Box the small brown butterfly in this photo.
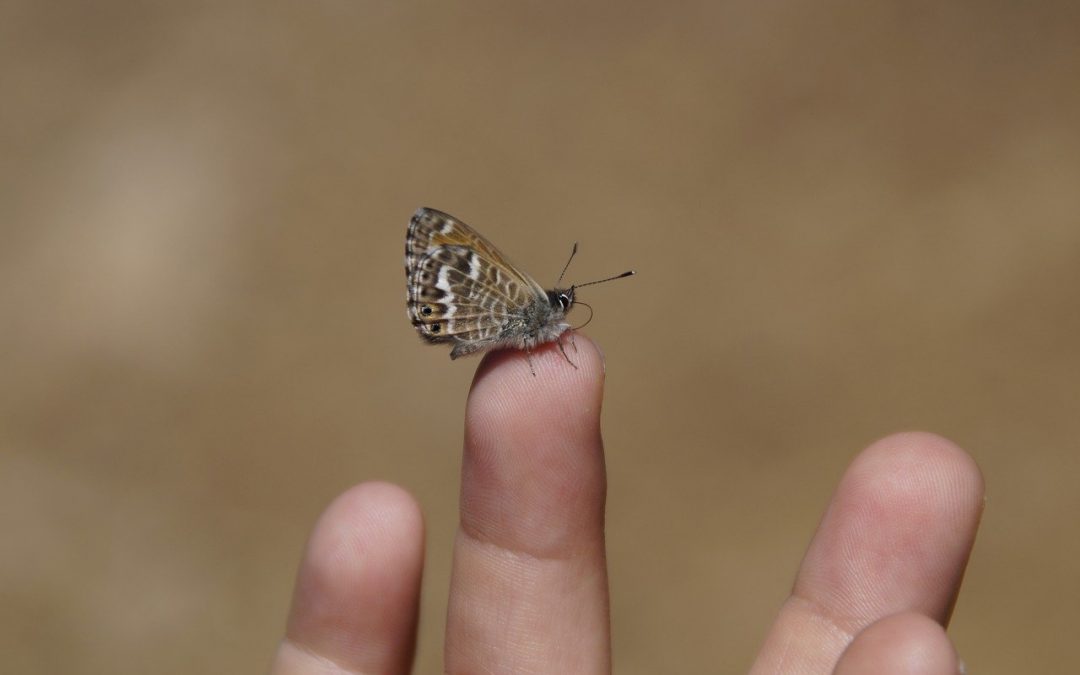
[405,208,633,371]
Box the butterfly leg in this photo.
[557,335,579,370]
[526,349,537,377]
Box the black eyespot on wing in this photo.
[421,305,433,316]
[431,322,441,333]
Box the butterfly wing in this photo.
[405,208,548,355]
[405,208,544,293]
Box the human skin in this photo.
[270,335,983,674]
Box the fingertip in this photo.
[850,431,985,526]
[461,333,607,558]
[834,612,962,675]
[467,334,605,463]
[303,482,424,573]
[280,482,424,674]
[797,431,984,628]
[470,332,605,413]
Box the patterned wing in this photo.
[405,208,545,296]
[405,209,546,353]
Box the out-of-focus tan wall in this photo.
[3,2,1078,672]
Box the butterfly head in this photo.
[547,288,576,313]
[552,242,634,317]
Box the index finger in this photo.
[751,432,984,673]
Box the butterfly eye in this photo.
[558,293,572,310]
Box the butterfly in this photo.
[405,207,634,371]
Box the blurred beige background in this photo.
[3,2,1079,673]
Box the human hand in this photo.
[269,335,983,674]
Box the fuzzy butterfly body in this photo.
[404,207,632,363]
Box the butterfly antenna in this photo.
[556,242,578,287]
[573,269,636,289]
